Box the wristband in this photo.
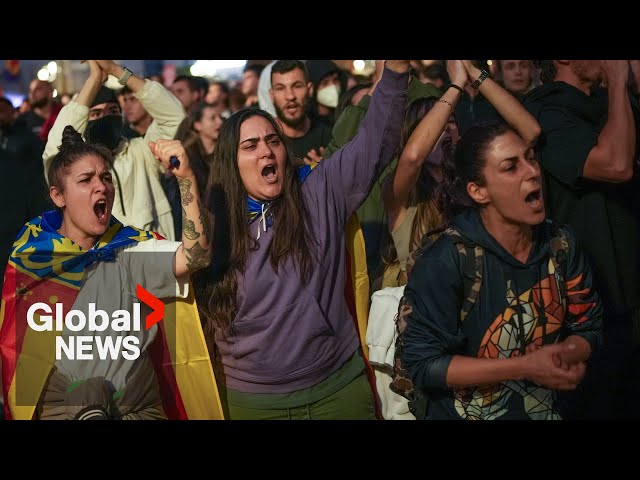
[471,70,489,89]
[448,84,464,95]
[117,67,133,86]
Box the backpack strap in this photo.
[548,223,570,299]
[445,227,484,324]
[405,226,483,324]
[405,227,447,279]
[391,226,450,418]
[390,295,427,418]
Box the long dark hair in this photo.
[437,122,511,221]
[381,97,444,268]
[180,102,221,151]
[48,125,113,192]
[195,108,315,337]
[177,101,222,194]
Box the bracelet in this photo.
[117,67,134,86]
[448,84,464,95]
[437,99,454,110]
[471,70,489,89]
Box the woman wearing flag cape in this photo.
[0,125,223,420]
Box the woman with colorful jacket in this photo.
[399,62,603,420]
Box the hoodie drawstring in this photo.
[256,202,268,240]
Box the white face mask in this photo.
[316,84,341,108]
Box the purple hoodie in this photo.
[215,66,408,394]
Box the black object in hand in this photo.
[169,156,180,169]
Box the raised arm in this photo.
[94,60,145,94]
[462,60,541,146]
[310,60,410,224]
[367,59,385,96]
[582,60,636,183]
[75,60,109,106]
[148,140,212,278]
[383,60,468,229]
[43,60,105,180]
[95,60,185,149]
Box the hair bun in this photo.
[60,125,84,151]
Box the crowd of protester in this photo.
[0,59,638,420]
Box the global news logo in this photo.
[26,285,163,361]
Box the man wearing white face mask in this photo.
[306,60,347,127]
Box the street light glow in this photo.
[190,60,247,77]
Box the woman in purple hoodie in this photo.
[195,60,410,419]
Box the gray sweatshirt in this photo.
[215,66,408,394]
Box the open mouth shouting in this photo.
[261,163,278,184]
[524,187,544,211]
[93,198,109,223]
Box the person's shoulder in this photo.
[525,82,588,113]
[121,237,180,254]
[410,231,462,278]
[541,217,575,235]
[538,218,578,253]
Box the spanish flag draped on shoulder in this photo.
[0,210,223,420]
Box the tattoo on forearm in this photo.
[185,241,209,270]
[178,177,211,271]
[183,221,201,240]
[181,206,201,240]
[178,178,195,206]
[198,203,211,240]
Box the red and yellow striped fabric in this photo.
[344,213,381,418]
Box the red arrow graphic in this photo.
[136,284,165,330]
